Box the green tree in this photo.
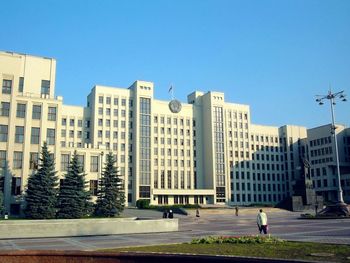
[94,152,125,217]
[0,174,4,215]
[0,191,3,216]
[57,151,92,218]
[25,142,58,219]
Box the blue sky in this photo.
[1,0,349,128]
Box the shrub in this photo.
[136,199,150,209]
[191,235,284,245]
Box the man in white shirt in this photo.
[257,209,268,234]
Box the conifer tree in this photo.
[0,175,4,215]
[0,191,3,216]
[94,152,125,217]
[57,151,92,218]
[25,142,58,219]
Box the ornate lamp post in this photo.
[316,89,349,216]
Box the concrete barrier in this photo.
[0,218,178,239]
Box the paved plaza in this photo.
[0,208,350,251]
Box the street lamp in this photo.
[315,89,347,208]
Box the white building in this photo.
[308,124,350,202]
[0,51,348,215]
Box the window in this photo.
[41,80,50,95]
[78,120,83,127]
[0,151,6,170]
[106,97,111,104]
[61,154,70,171]
[11,177,21,195]
[90,180,98,196]
[77,155,84,172]
[0,125,8,142]
[0,102,10,116]
[70,119,75,126]
[15,126,24,143]
[2,79,12,94]
[13,151,23,169]
[32,105,41,119]
[30,127,40,144]
[47,128,56,145]
[90,156,99,172]
[29,152,39,169]
[99,96,103,103]
[48,107,57,121]
[16,103,26,118]
[18,77,24,92]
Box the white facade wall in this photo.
[1,51,349,214]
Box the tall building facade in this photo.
[308,124,350,202]
[0,51,349,214]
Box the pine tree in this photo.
[0,175,4,215]
[25,142,58,219]
[57,151,92,219]
[0,191,4,216]
[94,152,125,217]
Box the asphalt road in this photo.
[0,208,349,251]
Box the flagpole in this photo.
[169,84,174,100]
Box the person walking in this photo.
[196,208,200,217]
[235,206,239,216]
[257,209,268,234]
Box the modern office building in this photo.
[308,124,350,202]
[0,51,348,215]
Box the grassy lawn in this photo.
[102,241,350,262]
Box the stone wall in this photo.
[0,218,178,239]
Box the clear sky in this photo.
[1,0,349,128]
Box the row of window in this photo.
[251,134,281,144]
[232,171,285,182]
[154,116,195,126]
[61,118,84,127]
[232,182,285,192]
[98,119,128,128]
[98,96,130,106]
[2,78,50,95]
[310,147,333,157]
[231,193,285,203]
[227,111,248,121]
[97,107,131,118]
[311,157,334,165]
[0,125,55,145]
[154,127,196,136]
[154,137,194,146]
[153,170,193,189]
[0,101,57,121]
[310,136,332,147]
[154,148,194,157]
[154,159,195,167]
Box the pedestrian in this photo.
[257,209,268,234]
[196,208,200,217]
[168,209,174,218]
[163,209,168,218]
[235,206,239,216]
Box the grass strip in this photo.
[102,241,350,262]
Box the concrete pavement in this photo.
[0,207,349,251]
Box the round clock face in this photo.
[169,99,182,113]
